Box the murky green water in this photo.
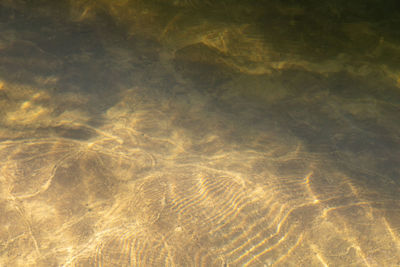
[1,1,400,266]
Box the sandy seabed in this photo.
[1,2,400,266]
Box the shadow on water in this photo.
[1,1,400,266]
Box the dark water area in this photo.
[1,1,400,266]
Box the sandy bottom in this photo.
[1,5,400,267]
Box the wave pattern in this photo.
[1,106,400,266]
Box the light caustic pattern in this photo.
[1,86,400,267]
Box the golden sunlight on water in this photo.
[1,1,400,266]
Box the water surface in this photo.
[1,1,400,266]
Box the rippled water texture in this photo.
[1,1,400,266]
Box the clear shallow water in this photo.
[1,1,400,266]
